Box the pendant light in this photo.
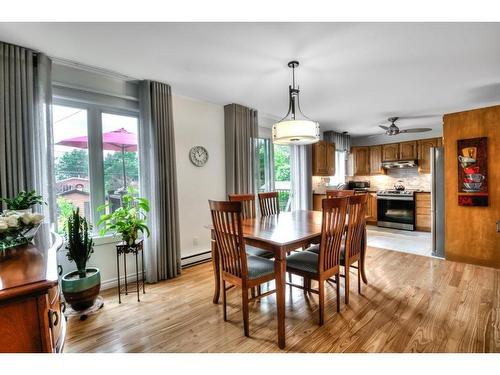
[272,61,320,145]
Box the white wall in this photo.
[172,95,226,261]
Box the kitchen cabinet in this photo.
[382,143,399,161]
[369,145,384,175]
[312,140,335,176]
[313,194,325,211]
[415,192,431,232]
[418,138,440,174]
[366,192,378,224]
[351,146,370,176]
[399,141,418,160]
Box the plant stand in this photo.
[116,239,145,303]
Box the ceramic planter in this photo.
[61,267,101,311]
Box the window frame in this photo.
[52,97,140,234]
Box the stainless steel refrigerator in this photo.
[430,147,445,258]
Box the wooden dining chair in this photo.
[258,192,280,216]
[285,197,348,325]
[326,189,355,198]
[209,200,279,337]
[228,194,273,260]
[342,193,368,304]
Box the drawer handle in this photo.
[48,309,59,328]
[61,301,66,314]
[58,265,63,276]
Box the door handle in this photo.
[48,309,59,328]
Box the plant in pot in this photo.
[97,187,150,247]
[0,190,46,213]
[61,207,101,311]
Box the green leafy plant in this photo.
[97,187,150,246]
[65,207,94,278]
[1,190,46,210]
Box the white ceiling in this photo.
[1,22,499,136]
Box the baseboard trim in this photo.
[101,271,145,291]
[181,250,211,267]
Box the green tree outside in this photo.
[55,149,89,180]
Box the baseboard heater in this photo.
[181,250,212,268]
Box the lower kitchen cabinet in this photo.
[415,192,431,232]
[366,193,378,224]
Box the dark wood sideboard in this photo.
[0,225,66,352]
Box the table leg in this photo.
[117,250,121,304]
[360,227,368,284]
[135,250,140,302]
[274,247,286,349]
[211,230,221,304]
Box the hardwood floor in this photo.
[65,247,500,353]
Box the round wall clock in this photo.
[189,146,209,167]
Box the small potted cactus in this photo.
[61,207,101,311]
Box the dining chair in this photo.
[258,191,280,216]
[326,189,355,198]
[342,193,368,304]
[209,200,278,337]
[285,197,348,325]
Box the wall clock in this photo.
[189,146,209,167]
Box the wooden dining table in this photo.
[208,210,368,349]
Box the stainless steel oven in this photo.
[377,190,416,231]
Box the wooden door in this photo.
[399,141,418,160]
[382,143,399,161]
[369,145,384,175]
[352,146,370,176]
[418,138,439,174]
[326,142,336,176]
[312,141,328,175]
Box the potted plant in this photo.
[61,207,101,311]
[97,187,150,246]
[0,190,46,213]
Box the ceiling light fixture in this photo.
[272,61,320,145]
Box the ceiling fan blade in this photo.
[379,125,389,130]
[367,133,387,138]
[399,128,432,133]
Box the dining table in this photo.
[208,209,367,349]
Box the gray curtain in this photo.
[323,131,351,151]
[224,103,258,195]
[139,80,181,282]
[290,145,312,210]
[0,42,55,221]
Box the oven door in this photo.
[377,196,415,230]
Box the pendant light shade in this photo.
[272,61,320,145]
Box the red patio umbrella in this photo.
[57,128,138,189]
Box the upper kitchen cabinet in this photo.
[369,145,384,175]
[399,141,418,160]
[382,143,399,161]
[351,146,370,176]
[312,140,335,176]
[418,138,440,174]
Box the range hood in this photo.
[381,160,418,169]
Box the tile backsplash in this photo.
[350,168,431,191]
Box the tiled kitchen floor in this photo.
[366,225,432,257]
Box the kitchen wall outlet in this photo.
[193,237,199,246]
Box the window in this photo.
[330,150,347,186]
[256,138,272,193]
[273,144,291,211]
[53,105,91,232]
[52,102,140,234]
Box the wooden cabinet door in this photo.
[312,141,328,175]
[418,138,439,174]
[369,145,384,175]
[365,193,378,224]
[399,141,418,160]
[382,143,399,161]
[352,146,370,176]
[326,142,336,176]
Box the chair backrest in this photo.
[228,194,256,219]
[258,192,280,216]
[318,197,348,273]
[209,200,247,279]
[344,194,368,263]
[326,189,355,198]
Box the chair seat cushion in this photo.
[247,255,275,280]
[306,244,346,263]
[286,251,319,274]
[246,245,274,259]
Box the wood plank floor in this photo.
[65,247,500,353]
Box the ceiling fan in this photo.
[375,117,432,136]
